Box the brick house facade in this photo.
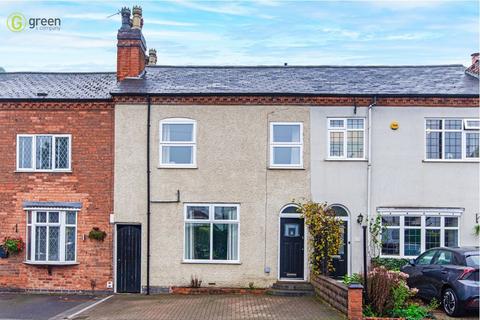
[0,100,114,292]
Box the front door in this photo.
[116,225,141,293]
[280,218,304,279]
[332,220,348,278]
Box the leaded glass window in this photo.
[328,118,365,159]
[17,134,71,171]
[26,210,77,263]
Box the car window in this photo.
[466,255,479,267]
[434,250,453,265]
[417,250,436,265]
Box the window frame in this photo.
[159,118,197,168]
[424,118,480,162]
[327,118,366,160]
[25,209,78,265]
[183,203,240,264]
[16,134,72,172]
[269,122,304,169]
[379,211,461,259]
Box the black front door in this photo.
[332,220,348,279]
[280,218,304,279]
[117,225,141,293]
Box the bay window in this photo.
[26,210,77,264]
[184,204,239,263]
[379,208,461,258]
[159,118,196,167]
[17,134,71,171]
[270,122,303,168]
[425,118,479,160]
[327,118,365,159]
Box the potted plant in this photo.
[88,227,107,241]
[0,245,8,258]
[2,237,25,255]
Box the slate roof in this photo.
[0,72,116,100]
[113,65,479,96]
[0,65,478,100]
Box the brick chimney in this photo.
[466,52,479,79]
[148,49,157,65]
[116,6,147,81]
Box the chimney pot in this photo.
[120,7,131,30]
[132,6,143,30]
[148,49,157,65]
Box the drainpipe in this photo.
[366,96,376,223]
[364,95,376,302]
[146,95,151,295]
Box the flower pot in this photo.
[0,246,9,259]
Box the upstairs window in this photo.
[17,134,71,171]
[159,119,196,168]
[327,118,365,159]
[425,119,479,161]
[26,210,77,264]
[270,122,303,168]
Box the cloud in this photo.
[148,19,196,27]
[366,0,452,10]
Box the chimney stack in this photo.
[465,52,479,79]
[116,6,147,81]
[148,49,157,65]
[471,52,479,65]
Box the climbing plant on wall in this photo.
[296,200,342,275]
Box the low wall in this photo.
[311,274,349,315]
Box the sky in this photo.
[0,0,478,72]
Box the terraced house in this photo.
[0,6,478,294]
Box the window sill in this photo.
[268,166,304,170]
[423,159,480,163]
[157,165,198,169]
[324,158,367,162]
[182,260,241,265]
[15,170,72,173]
[24,261,78,266]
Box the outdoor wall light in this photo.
[357,213,364,225]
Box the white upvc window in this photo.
[425,118,480,161]
[26,210,77,264]
[379,210,461,258]
[327,118,365,159]
[159,118,196,168]
[184,204,239,263]
[17,134,71,172]
[269,122,303,168]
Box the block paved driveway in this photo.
[73,294,344,320]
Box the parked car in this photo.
[401,247,479,317]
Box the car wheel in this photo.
[443,288,463,317]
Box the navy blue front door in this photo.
[117,225,141,293]
[280,218,304,279]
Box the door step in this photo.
[267,281,315,296]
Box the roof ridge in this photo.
[146,64,465,69]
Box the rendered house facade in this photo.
[0,6,478,293]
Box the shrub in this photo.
[342,273,363,285]
[390,303,433,320]
[367,266,416,315]
[3,237,24,254]
[371,256,409,271]
[296,200,342,275]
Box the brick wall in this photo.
[0,102,114,292]
[311,274,349,315]
[113,95,479,107]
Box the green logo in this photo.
[7,12,26,32]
